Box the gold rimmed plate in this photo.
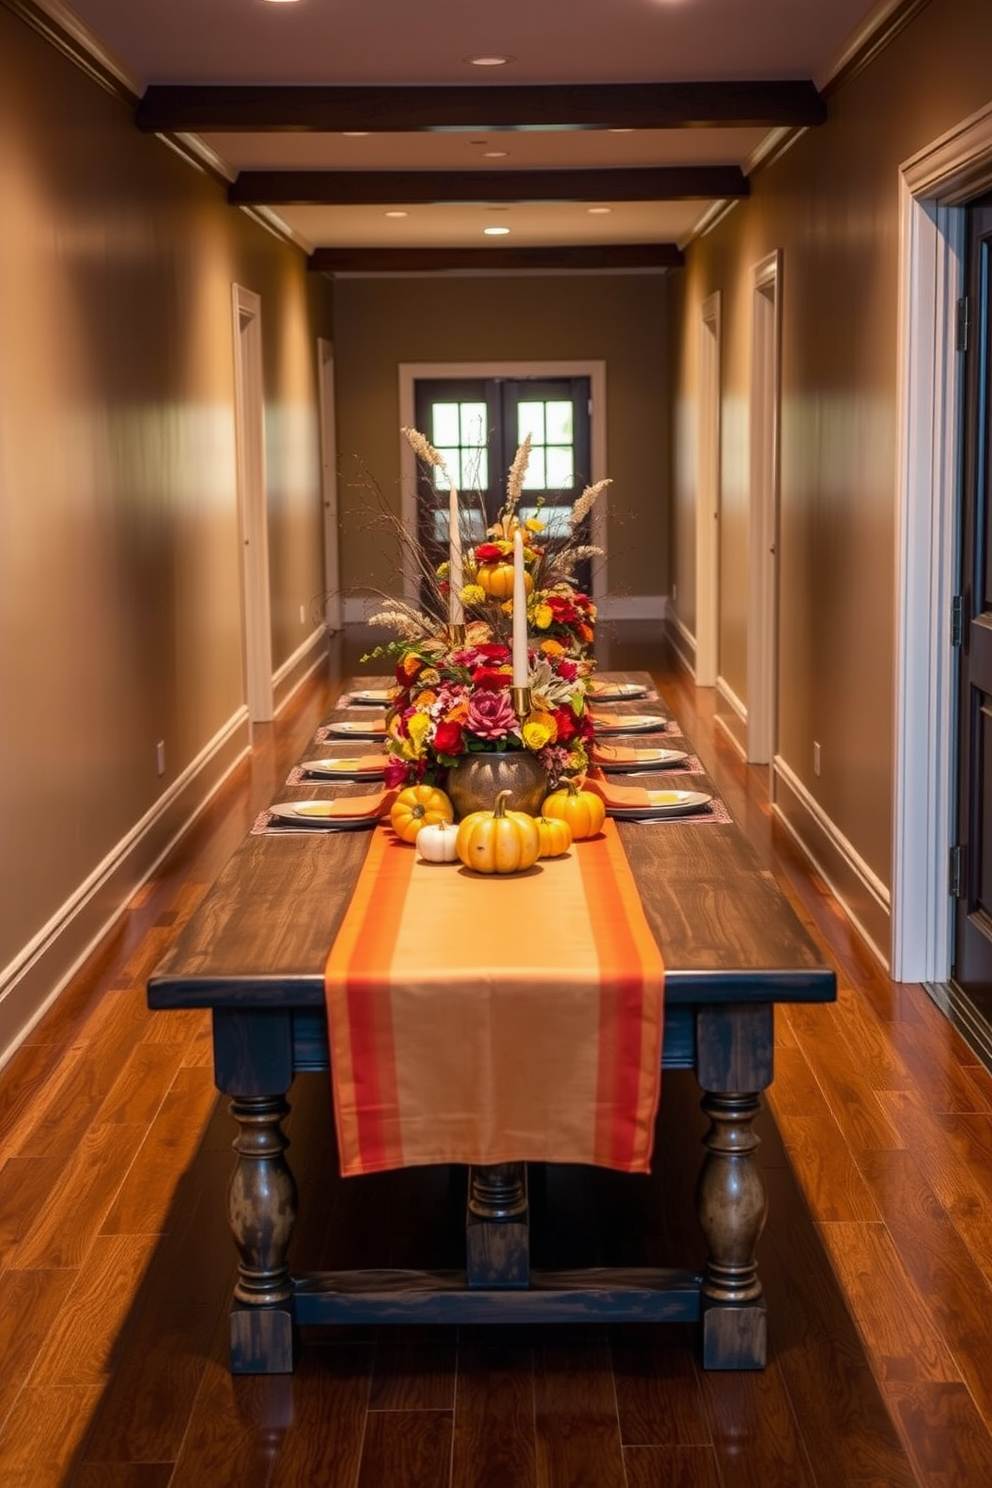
[587,681,649,702]
[590,712,668,735]
[326,720,388,740]
[268,801,383,830]
[608,790,712,821]
[300,758,386,781]
[350,687,395,706]
[594,747,688,773]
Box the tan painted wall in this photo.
[0,8,332,1001]
[331,273,670,603]
[670,0,992,901]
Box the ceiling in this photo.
[39,0,898,271]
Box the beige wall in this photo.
[331,273,670,604]
[670,0,992,921]
[0,6,333,1049]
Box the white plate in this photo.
[300,758,386,780]
[326,720,388,739]
[608,790,713,820]
[594,748,688,773]
[590,712,669,735]
[268,801,382,829]
[587,681,649,702]
[350,688,395,706]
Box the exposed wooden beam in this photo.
[230,166,748,207]
[308,243,685,274]
[136,80,826,135]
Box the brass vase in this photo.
[447,750,548,818]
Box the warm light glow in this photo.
[468,55,511,66]
[484,151,508,159]
[588,206,612,215]
[483,226,511,236]
[384,210,409,218]
[342,131,369,137]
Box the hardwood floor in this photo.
[2,623,991,1487]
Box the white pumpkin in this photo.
[416,819,459,863]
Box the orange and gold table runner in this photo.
[324,821,664,1178]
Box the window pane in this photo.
[523,447,546,489]
[517,401,546,446]
[456,448,488,491]
[433,450,457,490]
[432,404,460,447]
[459,402,488,448]
[546,446,574,489]
[546,400,573,444]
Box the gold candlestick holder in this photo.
[448,623,466,646]
[512,686,532,720]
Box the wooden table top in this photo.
[149,673,835,1012]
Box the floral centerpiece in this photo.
[366,428,609,801]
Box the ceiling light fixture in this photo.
[484,150,508,159]
[468,55,511,67]
[484,226,511,236]
[342,131,369,138]
[587,206,612,215]
[384,210,409,218]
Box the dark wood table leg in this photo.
[214,1009,299,1373]
[695,1004,773,1369]
[466,1162,529,1287]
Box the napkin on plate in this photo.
[583,771,652,810]
[302,788,397,819]
[591,743,659,766]
[332,754,389,773]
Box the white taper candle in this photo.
[449,483,464,625]
[512,529,528,689]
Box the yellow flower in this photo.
[461,583,486,606]
[540,639,566,658]
[408,712,432,750]
[420,668,440,685]
[532,602,553,630]
[436,561,450,580]
[522,715,556,750]
[525,517,545,533]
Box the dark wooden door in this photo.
[413,375,593,608]
[954,195,992,999]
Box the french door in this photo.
[413,376,593,606]
[954,194,992,1007]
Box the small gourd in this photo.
[416,819,459,863]
[456,790,542,874]
[476,560,534,601]
[535,815,573,859]
[390,784,454,844]
[541,779,606,840]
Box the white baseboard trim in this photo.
[772,753,891,970]
[273,624,328,713]
[0,706,251,1070]
[596,595,667,621]
[715,675,748,760]
[666,608,697,678]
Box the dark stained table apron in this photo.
[148,674,835,1373]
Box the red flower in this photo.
[471,666,513,691]
[553,706,578,743]
[476,642,510,661]
[433,719,464,756]
[474,542,503,563]
[558,659,578,682]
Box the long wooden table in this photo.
[148,673,835,1374]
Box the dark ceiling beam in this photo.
[230,165,748,206]
[308,243,685,273]
[136,80,826,135]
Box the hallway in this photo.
[0,626,989,1487]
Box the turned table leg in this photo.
[695,1003,774,1369]
[213,1009,299,1373]
[466,1162,529,1286]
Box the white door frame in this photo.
[892,102,992,981]
[695,294,721,687]
[398,360,608,606]
[232,284,274,723]
[747,253,782,765]
[317,338,342,631]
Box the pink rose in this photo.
[466,688,517,740]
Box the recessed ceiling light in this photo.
[342,131,369,138]
[384,210,409,218]
[468,55,512,66]
[263,0,303,5]
[484,150,508,159]
[587,206,612,215]
[608,128,635,133]
[484,226,511,236]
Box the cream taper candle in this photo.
[449,484,464,626]
[512,529,528,688]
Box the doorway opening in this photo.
[747,252,782,767]
[696,294,721,688]
[232,284,273,724]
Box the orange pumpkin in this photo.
[477,560,534,601]
[541,780,606,840]
[456,790,541,874]
[390,784,454,844]
[535,815,573,859]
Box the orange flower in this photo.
[540,639,566,659]
[446,699,471,724]
[413,689,438,708]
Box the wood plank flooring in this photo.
[2,625,991,1487]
